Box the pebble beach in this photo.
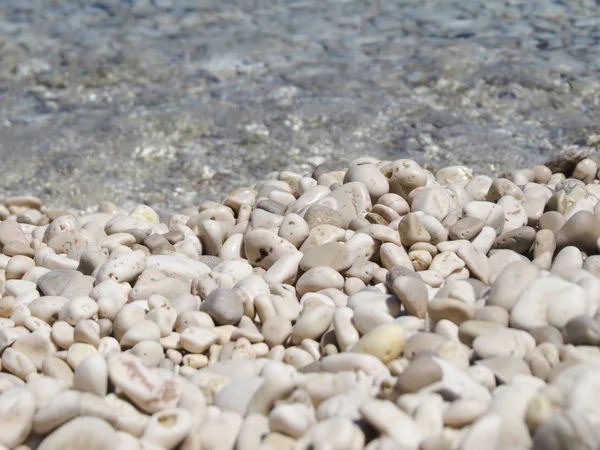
[2,0,600,449]
[2,153,600,449]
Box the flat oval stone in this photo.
[304,204,347,229]
[538,211,566,235]
[291,304,334,345]
[395,355,444,394]
[344,163,389,203]
[398,213,431,247]
[300,241,355,272]
[199,288,244,326]
[449,217,484,241]
[0,220,30,247]
[492,226,536,254]
[428,298,474,325]
[390,275,428,318]
[278,213,309,249]
[296,267,344,297]
[456,242,490,284]
[120,320,162,348]
[95,250,146,284]
[555,210,600,255]
[350,323,406,364]
[316,353,389,376]
[244,228,300,269]
[379,161,425,198]
[72,353,108,397]
[180,327,219,354]
[411,188,451,222]
[488,261,539,311]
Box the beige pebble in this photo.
[142,408,192,450]
[436,165,473,185]
[2,348,36,380]
[291,304,334,345]
[278,213,309,249]
[58,296,99,326]
[331,307,359,352]
[74,319,101,346]
[325,182,372,226]
[443,398,487,428]
[350,323,406,364]
[263,252,303,285]
[300,241,355,272]
[295,416,364,450]
[347,290,401,317]
[497,195,528,233]
[456,242,490,284]
[551,245,583,279]
[344,162,389,203]
[379,242,413,271]
[145,254,211,281]
[120,319,161,348]
[112,304,146,341]
[408,249,432,271]
[269,403,316,439]
[398,213,431,247]
[41,355,74,381]
[449,217,484,241]
[525,394,553,434]
[296,267,344,296]
[315,352,389,377]
[199,288,244,325]
[5,255,35,280]
[261,315,292,348]
[0,387,36,448]
[66,343,98,369]
[72,353,108,396]
[352,307,393,335]
[131,340,164,367]
[380,160,427,199]
[180,327,219,354]
[244,228,301,269]
[12,329,55,370]
[108,352,183,413]
[429,251,465,278]
[51,320,75,350]
[95,250,146,284]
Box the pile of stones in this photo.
[1,154,600,449]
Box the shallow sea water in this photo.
[0,0,599,213]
